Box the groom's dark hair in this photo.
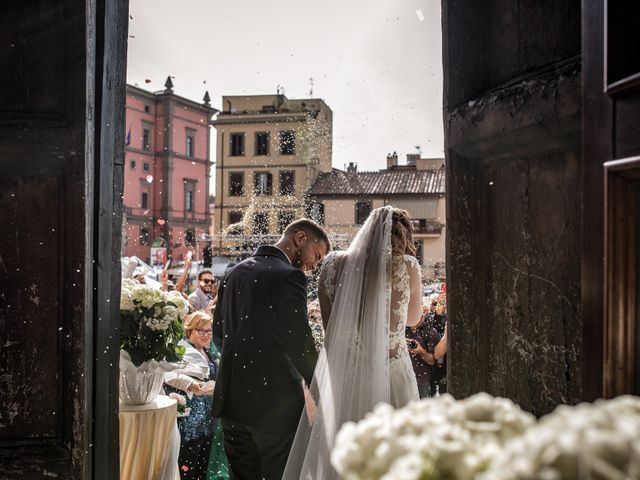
[283,218,331,251]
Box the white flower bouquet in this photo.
[120,279,188,366]
[480,395,640,480]
[332,393,640,480]
[332,393,534,480]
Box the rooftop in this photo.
[308,167,445,196]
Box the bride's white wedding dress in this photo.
[284,207,422,479]
[320,251,421,407]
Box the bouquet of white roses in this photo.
[480,395,640,480]
[331,393,535,480]
[120,278,188,366]
[333,393,640,480]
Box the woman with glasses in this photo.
[164,311,229,479]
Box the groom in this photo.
[213,219,330,479]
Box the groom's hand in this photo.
[302,381,317,425]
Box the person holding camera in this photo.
[428,303,448,395]
[405,305,436,398]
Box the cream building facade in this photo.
[212,94,333,256]
[308,153,446,281]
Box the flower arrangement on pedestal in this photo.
[332,393,640,480]
[119,278,189,404]
[120,278,188,365]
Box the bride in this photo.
[284,206,423,479]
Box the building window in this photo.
[139,228,150,246]
[184,229,196,246]
[254,172,273,196]
[141,192,149,209]
[279,171,295,196]
[143,162,150,171]
[184,181,195,213]
[279,130,295,155]
[230,133,245,156]
[228,211,243,225]
[130,160,136,169]
[229,172,244,196]
[355,201,372,225]
[142,128,151,151]
[307,202,325,225]
[144,104,150,113]
[255,132,269,155]
[185,191,194,212]
[253,212,269,235]
[278,211,296,234]
[186,131,195,158]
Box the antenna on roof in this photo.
[308,77,314,98]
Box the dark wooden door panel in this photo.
[0,1,66,120]
[0,175,62,439]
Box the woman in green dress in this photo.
[164,311,228,479]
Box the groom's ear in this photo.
[293,230,306,248]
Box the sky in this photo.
[127,0,443,175]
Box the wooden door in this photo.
[584,0,640,397]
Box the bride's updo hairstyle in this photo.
[391,208,417,257]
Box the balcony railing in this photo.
[412,220,443,235]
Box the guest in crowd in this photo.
[189,270,218,312]
[164,311,228,479]
[160,252,192,297]
[406,304,436,397]
[428,302,448,395]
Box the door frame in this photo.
[603,156,640,396]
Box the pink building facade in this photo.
[122,78,216,265]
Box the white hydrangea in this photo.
[480,395,640,480]
[121,278,138,293]
[166,291,189,320]
[120,290,135,311]
[162,305,178,322]
[332,393,535,480]
[131,284,163,308]
[144,316,172,332]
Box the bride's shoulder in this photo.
[402,254,421,270]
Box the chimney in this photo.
[386,151,398,169]
[406,153,419,166]
[347,162,358,173]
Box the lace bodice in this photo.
[319,252,423,361]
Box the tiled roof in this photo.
[308,167,445,196]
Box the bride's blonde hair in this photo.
[391,208,416,257]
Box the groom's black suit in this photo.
[213,246,318,479]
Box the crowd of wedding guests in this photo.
[132,256,229,479]
[130,243,447,479]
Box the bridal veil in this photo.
[284,206,396,479]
